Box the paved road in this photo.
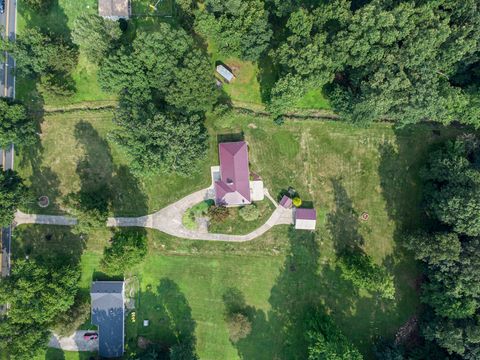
[1,144,14,277]
[0,0,16,98]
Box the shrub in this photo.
[227,313,252,343]
[182,211,197,230]
[338,249,395,300]
[208,205,230,223]
[53,294,90,336]
[102,230,148,275]
[239,205,260,221]
[293,197,302,207]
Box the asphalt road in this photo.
[0,0,16,98]
[0,0,16,277]
[0,144,14,277]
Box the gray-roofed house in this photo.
[98,0,131,20]
[216,65,235,83]
[91,281,125,358]
[295,208,317,230]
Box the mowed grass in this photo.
[14,111,463,359]
[16,110,213,216]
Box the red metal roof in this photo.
[295,208,317,221]
[215,141,251,206]
[279,195,292,208]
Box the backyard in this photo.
[12,105,464,359]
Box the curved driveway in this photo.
[107,188,294,242]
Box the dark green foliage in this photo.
[65,185,110,234]
[0,170,28,227]
[113,105,208,175]
[72,14,122,63]
[14,28,78,97]
[422,140,480,236]
[170,341,199,360]
[421,238,480,319]
[269,0,480,125]
[196,0,272,61]
[423,314,480,358]
[23,0,53,13]
[306,309,363,360]
[99,25,216,108]
[99,24,215,175]
[405,231,461,265]
[53,294,90,337]
[0,98,36,148]
[208,205,230,223]
[101,230,148,275]
[0,259,80,358]
[337,249,395,299]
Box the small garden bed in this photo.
[182,200,214,230]
[208,201,275,235]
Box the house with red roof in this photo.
[214,141,264,206]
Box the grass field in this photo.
[16,109,213,216]
[208,200,276,235]
[13,107,465,358]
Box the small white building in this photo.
[99,0,131,20]
[216,65,235,83]
[295,208,317,230]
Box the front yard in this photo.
[12,106,464,359]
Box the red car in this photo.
[83,332,98,341]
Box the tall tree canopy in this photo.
[0,259,80,358]
[113,104,208,175]
[99,25,217,109]
[422,139,480,237]
[0,169,28,227]
[14,28,78,96]
[195,0,272,61]
[99,24,215,175]
[269,0,480,125]
[71,14,122,63]
[102,230,148,275]
[0,99,37,148]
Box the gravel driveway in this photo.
[49,331,98,352]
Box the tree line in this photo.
[375,137,480,359]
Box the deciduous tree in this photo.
[0,170,28,227]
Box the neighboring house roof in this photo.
[98,0,130,18]
[279,195,293,209]
[295,208,317,230]
[91,281,125,358]
[215,141,251,206]
[216,65,235,82]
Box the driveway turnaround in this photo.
[107,188,294,242]
[48,331,98,352]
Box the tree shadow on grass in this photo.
[133,278,198,358]
[73,121,148,217]
[12,224,86,265]
[326,178,364,253]
[233,228,360,359]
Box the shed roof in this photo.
[98,0,130,18]
[215,141,251,206]
[216,65,235,82]
[295,208,317,230]
[279,195,293,209]
[91,281,125,358]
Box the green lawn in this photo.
[13,108,465,358]
[16,109,213,216]
[208,200,276,235]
